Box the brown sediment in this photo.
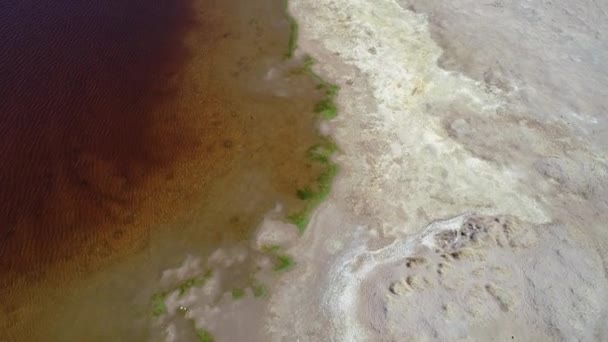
[0,0,325,339]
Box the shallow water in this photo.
[0,0,325,339]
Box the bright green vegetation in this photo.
[284,0,298,58]
[282,14,340,233]
[177,270,213,296]
[286,55,340,232]
[151,292,167,317]
[262,244,282,254]
[231,288,245,299]
[296,186,316,200]
[287,210,311,232]
[253,284,267,298]
[303,54,315,72]
[262,244,296,272]
[314,99,338,120]
[274,254,295,272]
[288,137,339,232]
[196,329,214,342]
[307,138,338,163]
[287,17,298,58]
[303,55,340,100]
[149,270,213,317]
[302,56,341,117]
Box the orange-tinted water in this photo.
[0,0,324,339]
[0,0,197,275]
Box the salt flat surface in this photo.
[267,0,608,340]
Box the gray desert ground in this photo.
[154,0,608,340]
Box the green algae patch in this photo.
[296,186,316,200]
[287,210,311,232]
[302,55,341,120]
[288,162,338,232]
[289,135,340,232]
[262,244,296,272]
[231,288,246,299]
[314,99,338,120]
[284,0,298,58]
[151,292,167,317]
[149,270,213,317]
[262,244,282,254]
[197,329,214,342]
[290,56,341,232]
[253,284,267,298]
[307,138,338,163]
[288,145,339,233]
[274,254,295,272]
[287,17,298,58]
[282,6,341,234]
[177,270,213,296]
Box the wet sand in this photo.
[0,0,325,340]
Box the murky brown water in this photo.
[0,0,324,340]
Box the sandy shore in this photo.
[266,0,608,340]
